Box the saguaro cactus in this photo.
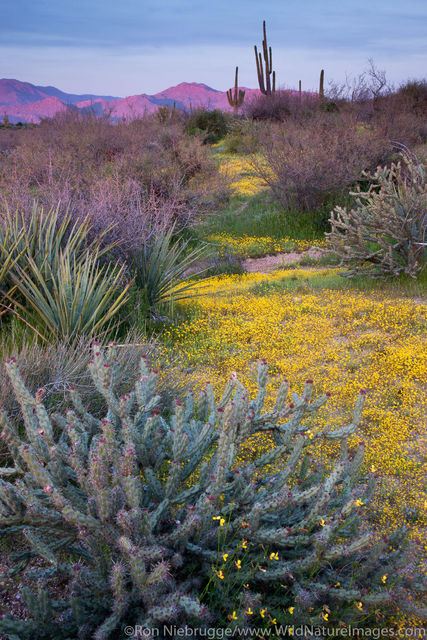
[319,68,325,99]
[254,20,276,96]
[227,66,245,114]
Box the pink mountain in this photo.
[1,97,68,123]
[0,78,300,123]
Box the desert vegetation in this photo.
[0,63,426,638]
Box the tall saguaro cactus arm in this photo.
[254,20,276,96]
[226,66,245,114]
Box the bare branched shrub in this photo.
[326,152,426,278]
[244,90,319,122]
[251,114,389,211]
[0,112,228,257]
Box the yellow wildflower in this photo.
[245,608,253,616]
[382,574,387,584]
[241,539,248,549]
[235,559,242,569]
[217,570,224,580]
[288,607,294,615]
[222,553,229,562]
[320,518,326,527]
[260,609,267,618]
[355,602,363,611]
[230,611,238,620]
[270,552,279,560]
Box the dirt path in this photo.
[243,248,323,273]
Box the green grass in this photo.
[198,191,325,241]
[248,265,427,299]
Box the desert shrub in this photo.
[396,80,427,116]
[252,114,389,211]
[326,153,427,278]
[128,228,209,318]
[0,112,227,254]
[244,90,319,122]
[186,108,229,144]
[0,351,425,638]
[222,119,262,155]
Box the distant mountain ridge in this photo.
[0,78,262,123]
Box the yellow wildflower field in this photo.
[163,268,427,549]
[217,153,268,196]
[206,232,323,257]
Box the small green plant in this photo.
[129,228,209,317]
[326,152,426,277]
[0,349,425,638]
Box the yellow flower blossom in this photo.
[217,570,224,579]
[320,519,326,527]
[241,540,248,549]
[245,608,253,616]
[222,553,229,562]
[322,613,329,621]
[260,609,267,618]
[235,559,242,569]
[230,611,238,620]
[270,552,279,560]
[355,602,363,611]
[288,607,295,615]
[382,574,388,584]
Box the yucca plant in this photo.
[129,228,209,316]
[9,248,131,342]
[0,202,129,341]
[0,228,26,312]
[0,202,113,281]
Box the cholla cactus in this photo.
[326,152,426,278]
[0,346,425,638]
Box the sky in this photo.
[1,0,426,96]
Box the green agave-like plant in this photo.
[0,228,26,312]
[130,228,209,315]
[0,202,113,277]
[10,248,131,342]
[0,202,129,340]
